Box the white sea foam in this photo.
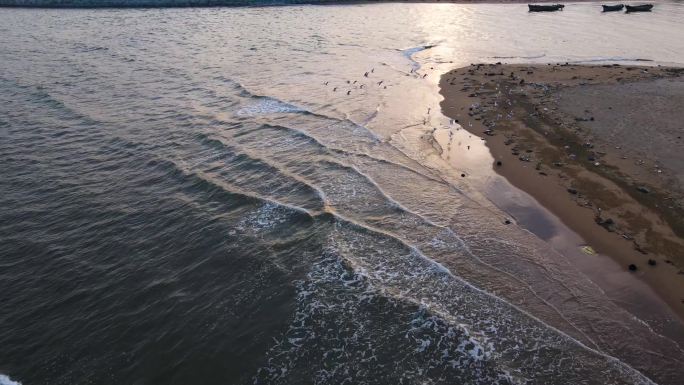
[0,374,21,385]
[236,97,304,117]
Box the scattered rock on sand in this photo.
[596,217,616,232]
[636,186,650,194]
[629,264,638,271]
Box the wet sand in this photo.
[439,63,684,319]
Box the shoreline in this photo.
[439,63,684,320]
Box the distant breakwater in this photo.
[2,0,389,8]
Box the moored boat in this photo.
[625,4,653,12]
[528,4,565,12]
[602,4,624,11]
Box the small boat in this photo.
[528,4,565,12]
[625,4,653,12]
[602,4,624,11]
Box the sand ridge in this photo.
[439,62,684,318]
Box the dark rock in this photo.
[567,188,578,195]
[496,161,503,166]
[628,264,637,271]
[504,219,511,225]
[596,217,615,232]
[461,173,466,177]
[648,259,656,266]
[636,186,650,194]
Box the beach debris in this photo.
[648,259,657,266]
[461,173,466,177]
[636,186,650,194]
[628,264,638,272]
[580,245,596,255]
[567,188,578,195]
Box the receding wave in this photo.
[399,44,437,71]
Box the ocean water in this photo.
[1,3,684,385]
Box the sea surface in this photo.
[2,3,684,385]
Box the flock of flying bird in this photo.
[323,65,431,96]
[320,63,476,164]
[323,67,386,95]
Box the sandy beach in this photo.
[440,63,684,318]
